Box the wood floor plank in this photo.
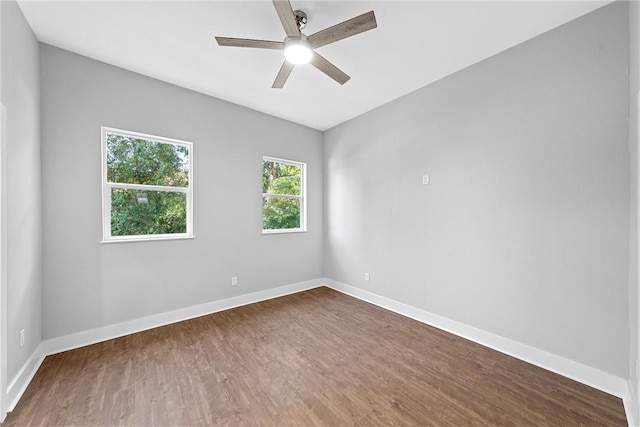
[1,287,627,426]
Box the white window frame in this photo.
[262,156,307,234]
[101,127,194,243]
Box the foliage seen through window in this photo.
[103,129,192,240]
[263,158,305,231]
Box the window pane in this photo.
[263,197,301,230]
[111,188,187,236]
[107,133,189,187]
[263,160,301,195]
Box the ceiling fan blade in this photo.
[273,61,295,88]
[215,37,283,50]
[310,52,350,85]
[307,11,377,49]
[272,0,300,38]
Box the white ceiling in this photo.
[18,0,610,131]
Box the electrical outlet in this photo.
[364,272,370,282]
[19,329,25,348]
[422,175,430,185]
[231,276,238,286]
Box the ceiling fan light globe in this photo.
[283,38,312,64]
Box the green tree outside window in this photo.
[102,128,192,240]
[262,158,305,231]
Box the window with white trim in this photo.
[101,127,193,242]
[262,156,306,233]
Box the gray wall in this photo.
[324,2,629,378]
[40,45,323,339]
[0,1,42,381]
[629,0,640,418]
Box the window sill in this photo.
[100,234,195,244]
[262,229,307,235]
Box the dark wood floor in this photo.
[2,286,627,426]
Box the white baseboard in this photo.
[4,278,323,419]
[44,278,324,356]
[324,279,628,400]
[625,381,640,427]
[6,342,45,413]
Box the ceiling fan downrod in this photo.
[293,10,307,30]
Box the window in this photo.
[101,127,193,242]
[262,156,306,233]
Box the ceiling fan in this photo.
[215,0,377,88]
